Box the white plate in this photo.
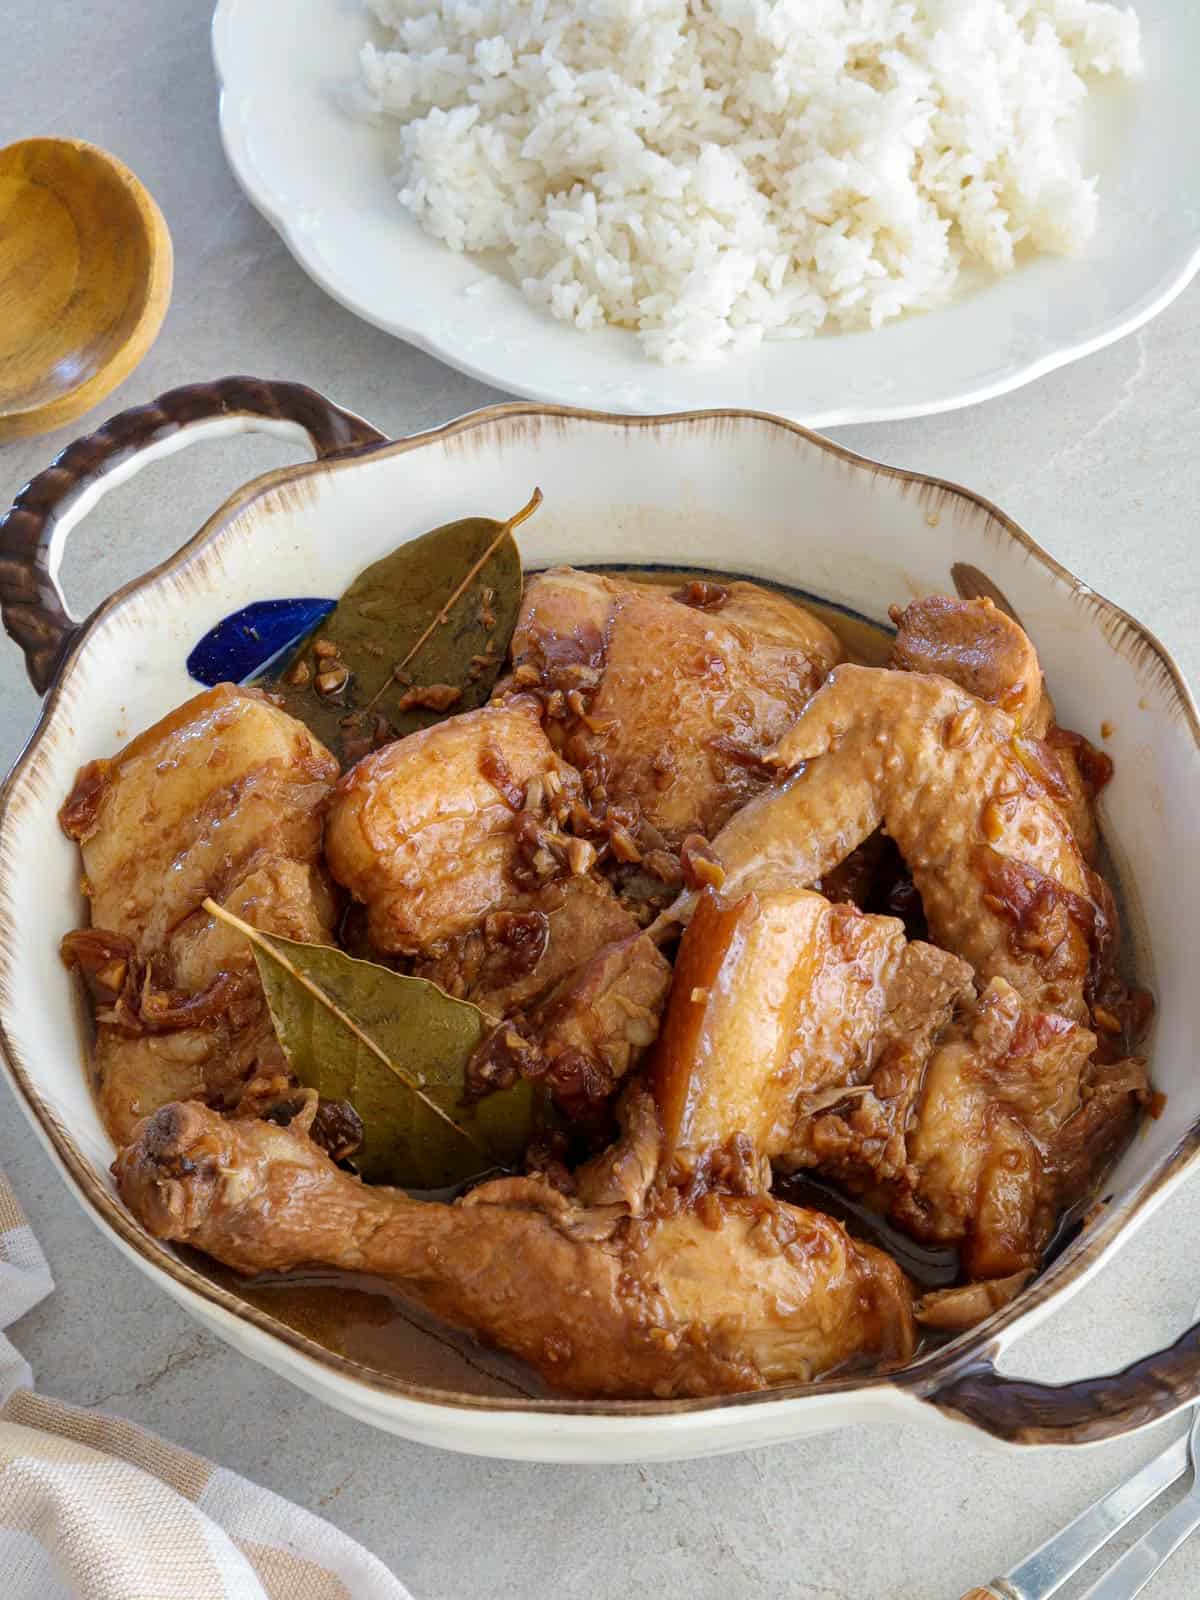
[212,0,1200,423]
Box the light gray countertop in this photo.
[5,3,1200,1597]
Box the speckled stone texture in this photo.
[4,3,1200,1595]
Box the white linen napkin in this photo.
[0,1164,414,1600]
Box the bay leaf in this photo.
[266,490,540,758]
[204,900,536,1190]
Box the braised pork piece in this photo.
[59,569,1151,1395]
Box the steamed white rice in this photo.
[359,0,1141,363]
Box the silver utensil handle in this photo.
[1009,1435,1189,1598]
[959,1434,1189,1600]
[1079,1488,1200,1600]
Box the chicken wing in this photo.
[115,1100,915,1398]
[59,686,339,1144]
[505,568,843,848]
[705,664,1099,1018]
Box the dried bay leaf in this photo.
[267,490,540,758]
[204,900,536,1189]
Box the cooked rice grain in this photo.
[360,0,1141,363]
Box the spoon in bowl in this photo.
[0,138,172,441]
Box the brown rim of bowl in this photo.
[1,399,1197,1421]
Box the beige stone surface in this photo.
[3,3,1200,1595]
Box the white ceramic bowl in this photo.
[1,378,1198,1463]
[211,0,1200,425]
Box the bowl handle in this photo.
[920,1314,1200,1445]
[0,376,387,693]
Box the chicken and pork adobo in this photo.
[59,564,1151,1400]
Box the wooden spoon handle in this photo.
[0,376,385,692]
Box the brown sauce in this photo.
[193,574,902,1392]
[775,1172,959,1290]
[194,1253,554,1399]
[161,572,1145,1390]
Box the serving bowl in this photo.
[0,378,1198,1463]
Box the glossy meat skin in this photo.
[115,1100,915,1398]
[668,631,1144,1295]
[890,595,1044,731]
[796,977,1146,1280]
[413,874,640,1017]
[328,695,673,1112]
[890,594,1105,862]
[708,664,1097,1018]
[325,697,581,954]
[652,888,972,1164]
[60,687,338,1144]
[508,568,843,844]
[61,684,337,959]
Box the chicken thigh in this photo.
[652,887,972,1166]
[115,1100,915,1398]
[326,694,670,1109]
[325,696,580,955]
[59,686,338,1144]
[506,568,843,849]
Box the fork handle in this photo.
[1079,1491,1200,1599]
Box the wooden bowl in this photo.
[0,139,173,441]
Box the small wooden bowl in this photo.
[0,138,173,442]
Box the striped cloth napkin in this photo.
[0,1165,413,1599]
